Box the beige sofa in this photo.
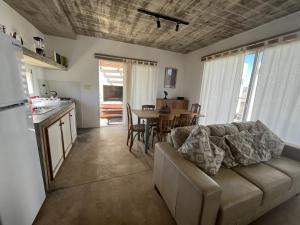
[153,125,300,225]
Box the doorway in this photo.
[99,60,124,126]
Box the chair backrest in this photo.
[178,113,194,127]
[191,103,201,114]
[158,114,176,134]
[142,105,155,111]
[126,103,133,128]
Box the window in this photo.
[200,40,300,145]
[233,51,264,122]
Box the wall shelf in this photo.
[22,47,67,71]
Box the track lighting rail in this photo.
[137,8,189,31]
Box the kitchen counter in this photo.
[32,100,76,191]
[32,100,75,124]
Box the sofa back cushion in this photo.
[178,125,225,175]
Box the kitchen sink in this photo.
[31,106,58,115]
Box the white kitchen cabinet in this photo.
[69,109,77,142]
[47,120,64,178]
[61,113,72,157]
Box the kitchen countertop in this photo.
[32,100,75,124]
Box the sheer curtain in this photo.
[123,61,158,124]
[199,53,245,124]
[250,41,300,145]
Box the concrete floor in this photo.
[34,127,300,225]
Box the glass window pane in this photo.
[244,51,264,121]
[233,53,256,122]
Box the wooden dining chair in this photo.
[152,114,176,146]
[190,103,201,125]
[177,113,194,127]
[126,103,145,152]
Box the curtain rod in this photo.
[201,29,300,62]
[94,53,158,64]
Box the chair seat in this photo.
[132,124,145,132]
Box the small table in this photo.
[132,109,204,153]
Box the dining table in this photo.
[132,109,205,153]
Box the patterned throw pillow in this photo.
[232,121,256,132]
[225,130,272,166]
[170,126,196,149]
[209,136,238,168]
[207,124,239,137]
[178,125,225,175]
[250,120,284,158]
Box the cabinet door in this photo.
[61,113,72,157]
[47,120,64,178]
[69,109,77,142]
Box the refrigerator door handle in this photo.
[0,100,26,111]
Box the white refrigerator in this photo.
[0,33,46,225]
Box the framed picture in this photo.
[164,67,177,88]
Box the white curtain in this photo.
[250,41,300,145]
[199,53,245,125]
[123,61,158,124]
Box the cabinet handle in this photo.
[60,122,65,126]
[69,114,72,117]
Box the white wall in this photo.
[44,35,185,128]
[183,11,300,106]
[0,0,44,51]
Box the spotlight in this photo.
[156,18,161,28]
[175,22,179,32]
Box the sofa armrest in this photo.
[282,143,300,161]
[154,142,221,225]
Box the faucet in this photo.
[49,91,58,98]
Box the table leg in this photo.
[138,117,141,140]
[144,119,150,153]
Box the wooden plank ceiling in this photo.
[4,0,300,53]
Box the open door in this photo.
[98,60,124,126]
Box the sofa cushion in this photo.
[233,163,292,204]
[207,124,239,137]
[250,120,284,158]
[178,125,225,175]
[209,136,238,168]
[211,168,263,225]
[232,121,256,132]
[266,157,300,192]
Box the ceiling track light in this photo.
[156,17,161,28]
[137,8,189,31]
[176,22,179,32]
